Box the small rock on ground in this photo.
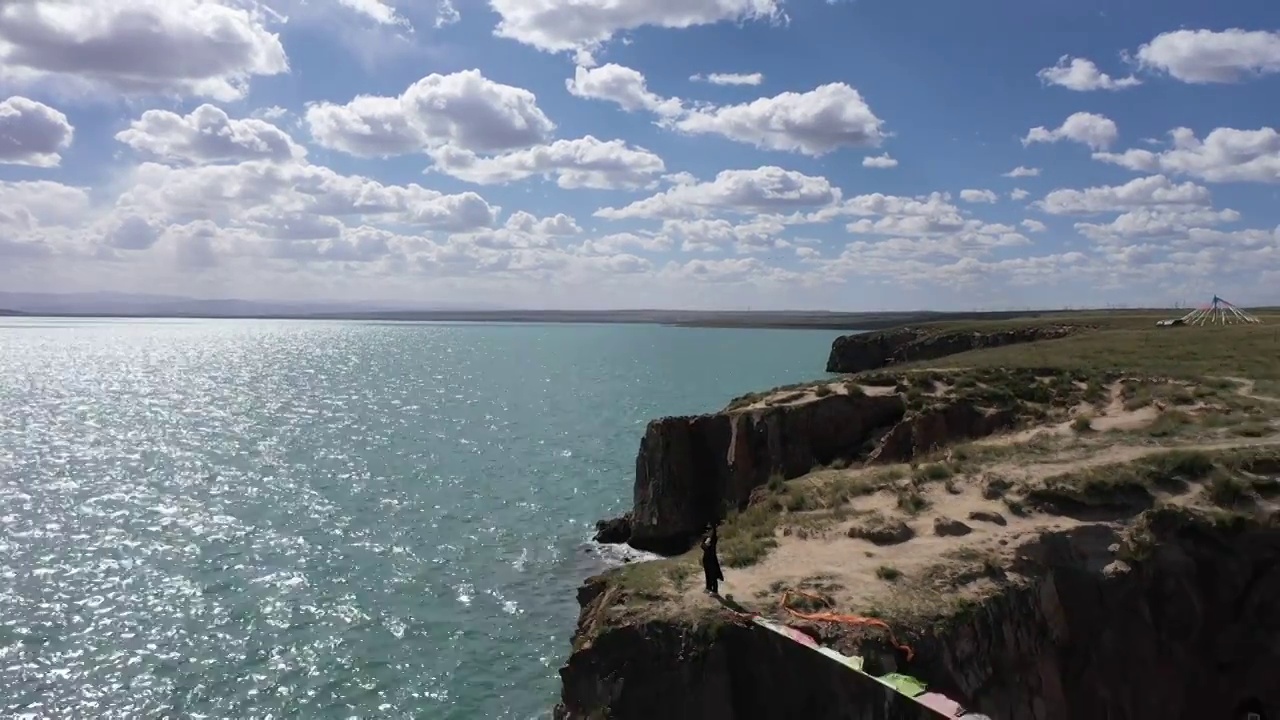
[968,510,1008,526]
[933,517,973,537]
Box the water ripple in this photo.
[0,318,839,718]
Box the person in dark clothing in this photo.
[701,523,724,595]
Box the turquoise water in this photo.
[0,318,844,719]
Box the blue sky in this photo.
[1,0,1278,310]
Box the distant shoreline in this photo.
[0,308,1112,331]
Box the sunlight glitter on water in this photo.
[0,318,843,718]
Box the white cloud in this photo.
[0,180,91,229]
[660,217,784,253]
[1133,29,1280,84]
[1075,207,1242,244]
[116,104,305,165]
[505,211,582,236]
[576,232,673,255]
[428,136,666,189]
[566,63,683,116]
[488,0,783,53]
[1010,188,1030,201]
[1021,219,1047,233]
[1023,112,1118,151]
[673,83,886,156]
[1003,166,1041,178]
[1036,55,1141,91]
[960,189,998,204]
[1036,175,1211,215]
[336,0,407,25]
[0,96,73,167]
[1093,127,1280,184]
[596,166,839,220]
[118,159,501,233]
[690,72,764,86]
[0,0,288,101]
[862,153,898,169]
[306,69,555,157]
[435,0,461,28]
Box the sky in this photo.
[1,0,1279,311]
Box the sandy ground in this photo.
[689,377,1280,620]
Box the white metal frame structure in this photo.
[1179,295,1262,326]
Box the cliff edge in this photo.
[563,367,1280,720]
[825,324,1089,374]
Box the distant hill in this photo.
[0,291,1239,331]
[0,291,508,318]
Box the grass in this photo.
[1027,448,1280,512]
[875,565,902,582]
[900,315,1280,381]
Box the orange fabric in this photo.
[779,590,915,661]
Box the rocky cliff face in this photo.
[825,325,1086,374]
[606,387,1033,555]
[868,403,1019,464]
[623,393,907,555]
[558,508,1280,720]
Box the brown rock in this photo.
[847,514,915,545]
[933,516,973,537]
[868,402,1019,464]
[968,510,1008,526]
[593,514,632,544]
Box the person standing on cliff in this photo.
[701,523,724,595]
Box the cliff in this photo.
[559,506,1280,720]
[825,325,1088,374]
[625,390,906,554]
[564,368,1280,720]
[601,368,1099,555]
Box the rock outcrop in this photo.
[868,403,1019,464]
[625,392,907,554]
[556,508,1280,720]
[825,325,1087,374]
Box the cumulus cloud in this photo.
[1010,188,1030,201]
[0,0,288,101]
[306,69,555,157]
[1021,219,1047,233]
[566,64,683,116]
[0,96,73,167]
[1036,56,1141,91]
[659,217,785,253]
[428,135,665,189]
[505,211,582,236]
[1003,166,1041,178]
[595,166,839,220]
[0,180,91,229]
[1023,112,1118,151]
[959,189,998,204]
[116,104,305,165]
[1036,175,1211,215]
[1093,127,1280,184]
[488,0,783,53]
[690,72,763,86]
[1074,207,1242,244]
[673,83,886,156]
[862,153,898,169]
[567,68,887,158]
[118,159,501,233]
[1132,29,1280,84]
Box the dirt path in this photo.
[1215,376,1280,403]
